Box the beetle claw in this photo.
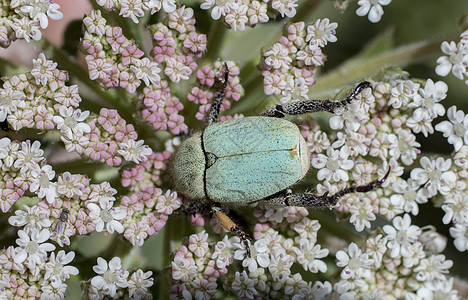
[355,167,391,193]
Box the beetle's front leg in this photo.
[180,199,210,216]
[207,63,230,125]
[262,168,390,208]
[212,206,251,257]
[262,81,371,118]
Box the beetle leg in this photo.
[180,199,210,216]
[212,206,251,257]
[262,168,390,208]
[262,81,371,118]
[207,62,230,125]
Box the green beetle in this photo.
[172,65,389,256]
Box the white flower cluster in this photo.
[356,0,392,23]
[86,257,153,298]
[171,210,333,299]
[0,0,63,46]
[5,205,79,298]
[95,0,176,23]
[334,214,457,299]
[436,30,468,86]
[261,19,338,103]
[305,72,468,247]
[201,0,297,31]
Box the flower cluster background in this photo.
[1,0,468,299]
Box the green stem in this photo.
[206,20,227,59]
[0,57,25,75]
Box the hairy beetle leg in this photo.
[178,200,210,216]
[208,62,230,125]
[262,81,372,118]
[262,167,390,209]
[212,206,251,257]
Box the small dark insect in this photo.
[55,208,69,238]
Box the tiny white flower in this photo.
[8,205,51,233]
[233,238,270,273]
[53,106,91,139]
[435,105,468,151]
[212,235,235,268]
[293,238,329,273]
[119,0,145,23]
[408,79,447,120]
[410,156,456,197]
[128,269,154,298]
[280,77,309,104]
[330,102,368,131]
[83,9,107,36]
[130,58,161,86]
[284,273,311,297]
[29,164,58,203]
[271,0,297,18]
[31,53,57,85]
[224,3,248,32]
[91,257,129,297]
[200,0,234,20]
[436,41,468,80]
[336,242,373,279]
[349,197,376,232]
[417,277,459,300]
[454,145,468,169]
[388,80,419,109]
[20,0,63,29]
[414,254,453,282]
[356,0,392,23]
[383,214,422,258]
[15,228,56,275]
[231,270,258,299]
[268,248,293,283]
[0,87,25,122]
[441,194,468,225]
[118,139,153,163]
[379,195,404,220]
[10,17,42,43]
[332,131,369,157]
[89,182,117,204]
[387,129,421,165]
[44,250,79,285]
[364,234,388,266]
[87,201,126,234]
[391,178,427,215]
[56,172,84,199]
[164,57,191,82]
[14,140,44,174]
[171,255,197,281]
[449,223,468,252]
[305,18,338,47]
[311,147,354,182]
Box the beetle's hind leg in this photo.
[261,168,390,209]
[212,206,252,257]
[207,63,230,125]
[262,81,371,118]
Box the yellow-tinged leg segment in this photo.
[212,206,251,257]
